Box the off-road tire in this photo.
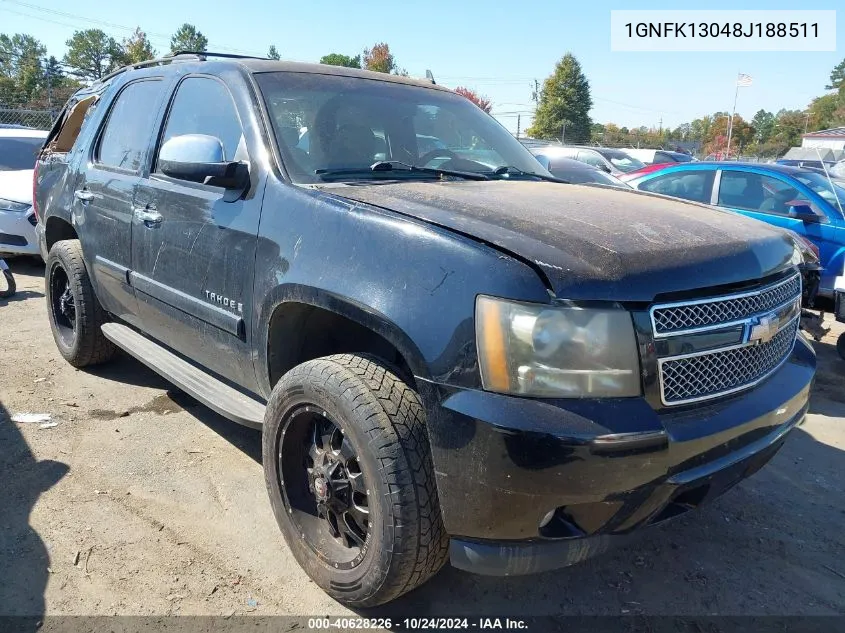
[837,332,845,361]
[45,239,116,367]
[263,354,448,607]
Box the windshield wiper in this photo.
[315,161,489,181]
[491,165,563,183]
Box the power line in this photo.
[0,0,269,58]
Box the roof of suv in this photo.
[100,53,452,93]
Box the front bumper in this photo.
[0,208,39,256]
[419,335,815,575]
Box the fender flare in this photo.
[255,282,430,396]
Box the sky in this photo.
[0,0,842,134]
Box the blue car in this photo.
[627,162,845,297]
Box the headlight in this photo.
[0,198,31,213]
[475,295,641,398]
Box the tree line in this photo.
[0,24,223,110]
[1,26,494,118]
[528,53,845,158]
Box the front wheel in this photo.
[45,239,116,367]
[262,354,448,607]
[837,332,845,361]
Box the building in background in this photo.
[801,127,845,151]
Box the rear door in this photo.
[130,74,262,388]
[72,78,167,323]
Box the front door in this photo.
[131,75,262,389]
[73,78,167,325]
[716,169,845,293]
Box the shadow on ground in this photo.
[12,318,842,616]
[0,399,68,618]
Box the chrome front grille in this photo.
[651,274,801,335]
[659,318,798,405]
[652,272,801,406]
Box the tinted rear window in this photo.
[0,137,44,171]
[97,79,164,172]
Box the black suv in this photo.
[35,53,815,607]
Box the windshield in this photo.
[599,150,645,173]
[0,136,44,171]
[256,72,549,183]
[795,172,845,209]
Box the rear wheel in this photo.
[45,239,115,367]
[262,354,448,607]
[837,332,845,361]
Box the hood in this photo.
[0,169,34,205]
[325,181,796,302]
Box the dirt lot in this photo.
[2,257,844,620]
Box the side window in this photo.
[718,171,810,215]
[577,150,605,168]
[97,80,165,171]
[639,170,714,203]
[157,77,244,166]
[655,152,674,163]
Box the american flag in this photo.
[736,73,753,87]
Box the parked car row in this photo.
[11,52,817,608]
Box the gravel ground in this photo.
[1,257,844,620]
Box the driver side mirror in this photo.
[534,154,551,171]
[159,134,249,190]
[600,163,612,173]
[787,201,821,223]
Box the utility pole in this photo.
[516,114,521,139]
[658,116,662,134]
[46,65,52,111]
[804,112,811,135]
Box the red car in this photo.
[618,162,673,182]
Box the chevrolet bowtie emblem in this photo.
[748,313,778,345]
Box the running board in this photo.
[100,322,265,429]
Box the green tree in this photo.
[170,23,207,53]
[808,94,839,131]
[0,33,46,103]
[267,45,280,60]
[363,42,396,73]
[771,109,806,148]
[526,53,592,143]
[827,57,845,90]
[122,27,156,64]
[64,29,124,80]
[750,109,775,143]
[319,52,361,68]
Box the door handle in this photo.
[133,206,163,226]
[74,189,94,202]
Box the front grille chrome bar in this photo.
[650,273,801,337]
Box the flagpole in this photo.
[726,72,740,160]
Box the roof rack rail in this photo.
[169,50,269,61]
[95,50,268,85]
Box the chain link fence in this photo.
[0,108,56,130]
